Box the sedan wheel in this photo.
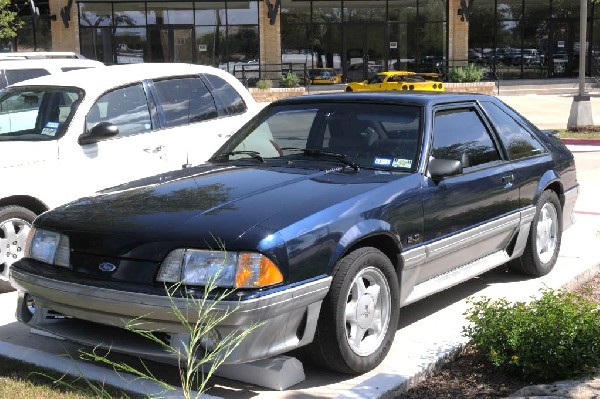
[345,267,391,356]
[308,247,400,374]
[0,206,36,277]
[510,190,562,277]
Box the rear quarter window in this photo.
[480,101,546,160]
[5,69,51,85]
[203,74,247,115]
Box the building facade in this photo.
[14,0,600,81]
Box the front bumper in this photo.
[11,266,331,364]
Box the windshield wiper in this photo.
[280,147,359,171]
[224,150,265,163]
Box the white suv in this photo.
[0,63,258,279]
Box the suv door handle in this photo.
[502,174,515,188]
[143,145,164,153]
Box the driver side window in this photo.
[86,84,152,137]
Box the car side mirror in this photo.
[78,121,119,145]
[429,158,463,180]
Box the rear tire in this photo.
[0,206,36,278]
[345,87,353,92]
[510,190,562,277]
[308,247,400,374]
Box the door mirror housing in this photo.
[78,122,119,145]
[429,158,463,180]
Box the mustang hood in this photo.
[37,163,401,246]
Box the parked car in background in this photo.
[0,63,257,280]
[303,68,343,84]
[11,92,578,375]
[0,58,105,89]
[345,71,444,92]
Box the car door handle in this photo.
[143,145,164,153]
[502,174,515,187]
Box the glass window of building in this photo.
[147,2,194,25]
[195,1,226,25]
[497,0,523,20]
[115,28,147,64]
[114,3,147,26]
[196,26,227,66]
[312,1,342,23]
[79,3,112,26]
[227,1,259,24]
[80,28,113,64]
[388,0,417,22]
[343,0,387,22]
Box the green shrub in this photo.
[448,64,485,82]
[279,72,300,88]
[256,79,272,89]
[463,288,600,382]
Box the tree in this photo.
[0,0,24,39]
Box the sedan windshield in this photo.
[0,87,82,141]
[214,102,422,171]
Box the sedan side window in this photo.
[432,108,500,168]
[480,101,546,160]
[86,84,151,136]
[153,77,218,128]
[203,74,247,115]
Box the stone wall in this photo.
[249,87,306,102]
[444,82,497,95]
[50,0,80,52]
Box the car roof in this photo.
[11,63,238,93]
[273,91,495,107]
[0,51,86,60]
[0,58,104,70]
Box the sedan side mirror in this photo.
[429,158,463,180]
[78,122,119,145]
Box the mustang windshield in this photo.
[0,87,82,141]
[215,102,422,171]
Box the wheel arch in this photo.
[0,195,49,216]
[330,220,402,281]
[536,170,564,208]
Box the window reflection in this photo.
[79,3,112,27]
[114,3,146,26]
[147,2,194,24]
[195,1,226,25]
[227,1,258,24]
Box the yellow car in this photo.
[345,71,444,92]
[305,68,343,84]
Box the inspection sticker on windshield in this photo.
[392,158,412,168]
[374,157,392,167]
[41,122,60,136]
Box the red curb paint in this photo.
[574,211,600,216]
[561,138,600,146]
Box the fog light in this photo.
[200,329,221,352]
[24,293,36,315]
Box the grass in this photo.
[0,355,137,398]
[559,127,600,138]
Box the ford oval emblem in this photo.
[98,262,117,272]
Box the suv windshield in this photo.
[0,87,82,141]
[215,102,422,171]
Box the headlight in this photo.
[26,228,70,267]
[157,249,283,288]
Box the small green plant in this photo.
[76,260,262,398]
[463,288,600,382]
[255,79,272,89]
[448,64,485,82]
[279,72,300,88]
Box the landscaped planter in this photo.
[249,87,307,102]
[443,81,497,95]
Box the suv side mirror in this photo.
[429,158,463,180]
[78,122,119,145]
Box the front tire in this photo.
[0,206,36,278]
[345,87,353,92]
[510,190,562,277]
[308,247,400,374]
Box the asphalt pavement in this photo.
[0,93,598,399]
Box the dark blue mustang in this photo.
[11,92,578,375]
